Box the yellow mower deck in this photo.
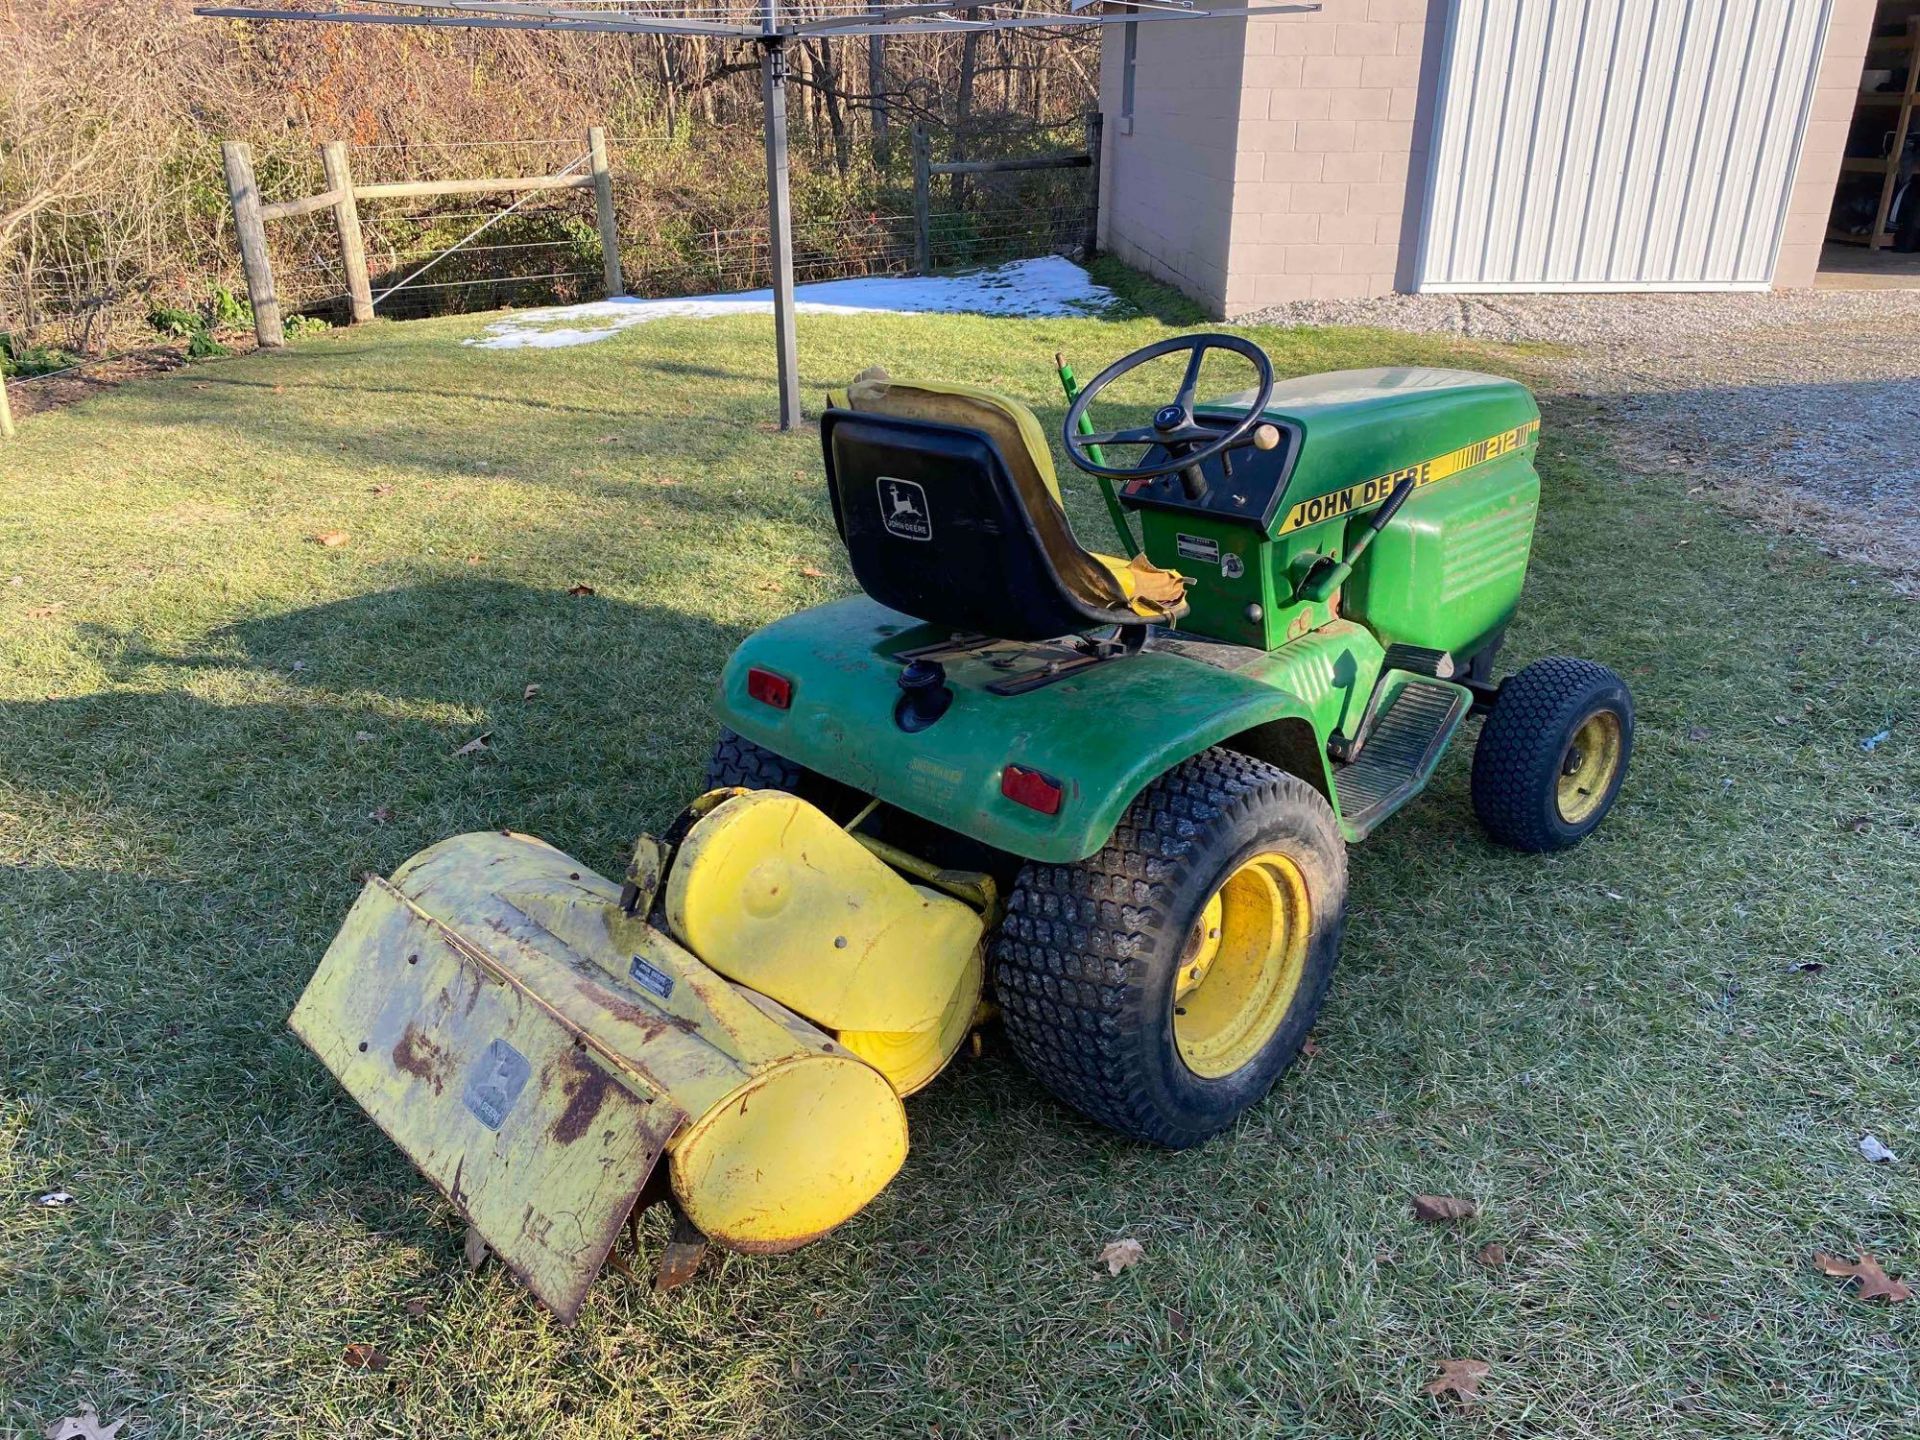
[292,795,985,1320]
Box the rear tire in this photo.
[1471,657,1633,852]
[993,748,1347,1149]
[705,727,806,793]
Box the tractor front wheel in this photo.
[993,749,1347,1149]
[1470,657,1633,852]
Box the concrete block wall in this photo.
[1099,0,1446,316]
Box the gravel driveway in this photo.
[1243,289,1920,593]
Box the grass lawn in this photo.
[2,267,1916,1439]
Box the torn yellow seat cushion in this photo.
[1093,551,1191,619]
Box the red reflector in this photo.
[746,667,792,710]
[1001,764,1064,816]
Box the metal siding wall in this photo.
[1417,0,1835,291]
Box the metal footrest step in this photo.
[1333,678,1471,842]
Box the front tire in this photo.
[1471,657,1633,852]
[993,749,1347,1149]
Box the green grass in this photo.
[2,284,1916,1439]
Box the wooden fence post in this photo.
[588,127,625,299]
[322,142,374,324]
[0,375,14,440]
[1083,110,1104,261]
[911,126,931,274]
[220,141,284,348]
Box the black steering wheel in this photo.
[1063,334,1276,494]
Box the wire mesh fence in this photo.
[3,114,1098,378]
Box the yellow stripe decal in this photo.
[1276,419,1541,535]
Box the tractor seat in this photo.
[822,371,1187,643]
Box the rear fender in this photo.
[718,598,1345,865]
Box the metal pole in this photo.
[760,32,802,431]
[868,31,889,165]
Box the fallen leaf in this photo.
[290,660,306,673]
[26,604,62,619]
[368,483,394,497]
[369,806,393,824]
[1475,1242,1507,1267]
[1424,1358,1489,1403]
[523,683,541,701]
[7,575,21,585]
[1841,816,1871,833]
[353,731,376,743]
[34,1190,75,1208]
[312,530,350,548]
[1167,1307,1189,1340]
[452,734,491,758]
[1786,960,1827,974]
[1412,1194,1477,1224]
[1860,1133,1898,1164]
[1098,1238,1144,1276]
[403,1297,429,1319]
[44,1406,126,1440]
[797,565,827,579]
[341,1342,388,1371]
[1813,1252,1912,1303]
[1687,725,1710,741]
[464,554,486,565]
[566,583,596,597]
[1300,1035,1322,1059]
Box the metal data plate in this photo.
[291,877,676,1322]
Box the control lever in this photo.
[1294,475,1418,604]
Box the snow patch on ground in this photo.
[464,256,1118,350]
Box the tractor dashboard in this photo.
[1119,415,1301,532]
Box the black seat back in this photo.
[822,409,1132,642]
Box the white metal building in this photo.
[1097,0,1888,314]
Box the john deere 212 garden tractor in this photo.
[292,336,1632,1318]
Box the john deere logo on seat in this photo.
[878,477,932,541]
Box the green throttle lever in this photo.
[1057,351,1140,556]
[1297,475,1418,604]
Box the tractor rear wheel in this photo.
[705,727,807,794]
[993,749,1347,1149]
[705,728,865,821]
[1470,657,1633,852]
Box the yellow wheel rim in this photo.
[1172,852,1312,1080]
[1556,710,1623,825]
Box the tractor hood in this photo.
[1204,367,1540,540]
[717,597,1374,864]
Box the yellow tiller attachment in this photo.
[666,790,986,1096]
[291,829,910,1321]
[290,792,991,1320]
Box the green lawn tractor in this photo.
[292,335,1632,1319]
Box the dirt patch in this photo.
[5,346,202,421]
